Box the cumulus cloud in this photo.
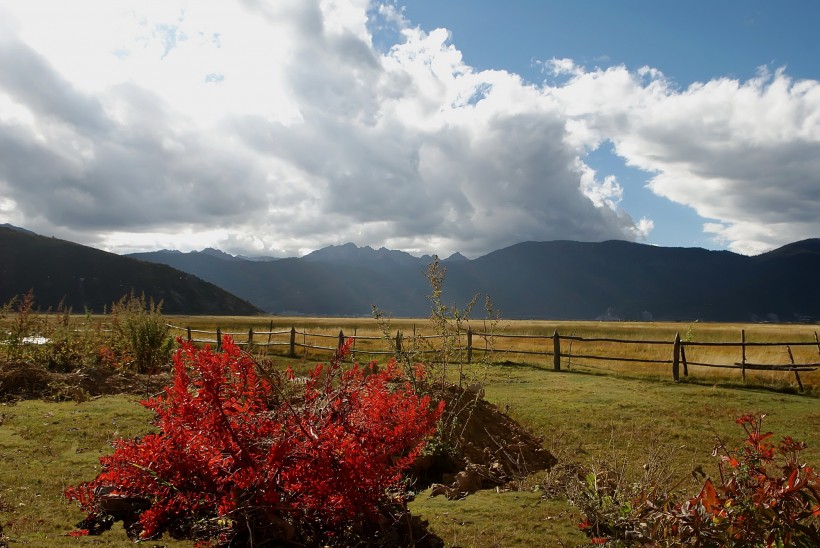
[0,1,817,257]
[548,61,820,254]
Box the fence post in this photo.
[216,327,222,351]
[395,330,402,354]
[248,328,254,349]
[786,345,804,392]
[467,328,473,364]
[352,327,357,360]
[267,320,273,347]
[672,332,681,381]
[289,327,296,358]
[741,329,746,382]
[553,330,561,371]
[186,326,192,342]
[338,329,345,351]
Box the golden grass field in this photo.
[165,316,820,393]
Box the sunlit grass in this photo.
[0,397,191,546]
[164,316,820,393]
[410,362,819,546]
[2,314,818,545]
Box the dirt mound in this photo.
[459,393,557,474]
[0,361,171,401]
[415,385,557,499]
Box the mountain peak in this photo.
[443,252,468,262]
[199,248,243,261]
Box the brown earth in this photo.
[413,384,557,499]
[0,361,171,402]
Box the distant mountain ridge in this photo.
[3,223,818,320]
[0,226,262,315]
[128,237,820,322]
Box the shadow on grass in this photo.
[487,359,817,398]
[676,377,816,397]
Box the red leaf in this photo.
[697,479,720,513]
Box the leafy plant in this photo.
[2,289,38,361]
[65,337,444,545]
[42,302,102,372]
[569,414,820,546]
[553,439,684,545]
[109,293,173,374]
[666,414,820,546]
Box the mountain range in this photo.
[130,238,820,322]
[3,224,819,321]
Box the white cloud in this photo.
[0,1,817,258]
[547,63,820,254]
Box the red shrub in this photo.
[671,413,820,546]
[66,337,443,545]
[573,414,820,546]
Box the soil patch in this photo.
[0,361,171,401]
[414,385,557,499]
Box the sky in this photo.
[0,1,818,259]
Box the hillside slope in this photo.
[0,227,262,315]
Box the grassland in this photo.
[1,317,818,546]
[166,316,820,393]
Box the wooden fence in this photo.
[168,323,454,358]
[167,324,820,389]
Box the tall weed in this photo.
[2,290,39,361]
[374,257,500,458]
[109,293,173,374]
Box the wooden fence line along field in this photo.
[167,323,452,358]
[166,322,820,390]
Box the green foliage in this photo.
[1,290,37,361]
[0,291,104,370]
[683,319,699,342]
[41,306,102,372]
[109,293,173,374]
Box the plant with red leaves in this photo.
[66,337,443,546]
[571,414,819,546]
[669,413,820,546]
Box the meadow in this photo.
[1,315,818,546]
[166,316,820,393]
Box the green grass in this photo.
[0,396,190,547]
[409,363,820,547]
[410,490,587,547]
[2,358,817,547]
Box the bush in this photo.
[109,293,173,373]
[570,414,820,546]
[66,337,444,545]
[1,290,37,361]
[0,291,102,370]
[666,414,820,546]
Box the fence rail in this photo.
[166,323,820,391]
